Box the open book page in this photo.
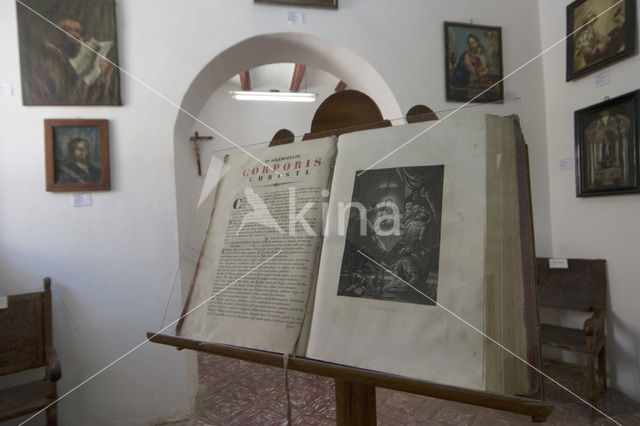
[307,115,496,390]
[69,38,113,86]
[178,137,336,355]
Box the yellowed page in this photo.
[178,138,336,354]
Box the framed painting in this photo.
[575,90,639,196]
[45,119,111,192]
[254,0,337,8]
[17,0,121,105]
[444,22,504,103]
[566,0,637,81]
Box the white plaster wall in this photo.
[1,1,550,424]
[0,1,197,425]
[539,0,640,401]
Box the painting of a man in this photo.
[56,137,102,184]
[17,0,121,105]
[45,119,110,192]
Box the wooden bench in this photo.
[536,258,607,405]
[0,277,61,425]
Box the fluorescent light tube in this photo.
[230,91,317,102]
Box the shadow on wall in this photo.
[607,311,640,395]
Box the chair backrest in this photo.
[535,258,606,312]
[0,279,52,376]
[302,89,391,141]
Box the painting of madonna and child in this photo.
[445,22,503,103]
[337,165,444,306]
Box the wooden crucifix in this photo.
[189,131,213,176]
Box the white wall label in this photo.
[559,158,573,170]
[504,89,519,101]
[72,193,92,207]
[594,71,610,87]
[549,258,569,269]
[287,11,305,24]
[0,82,13,97]
[0,296,7,310]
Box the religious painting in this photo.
[45,119,111,192]
[566,0,637,81]
[254,0,337,8]
[17,0,121,105]
[575,90,639,196]
[444,22,503,103]
[336,165,444,306]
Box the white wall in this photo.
[0,1,197,425]
[1,1,553,425]
[539,0,640,401]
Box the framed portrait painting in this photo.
[17,0,121,105]
[566,0,637,81]
[45,119,111,192]
[575,90,639,196]
[444,22,504,103]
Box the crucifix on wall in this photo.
[189,131,213,176]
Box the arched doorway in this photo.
[173,32,401,288]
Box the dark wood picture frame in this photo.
[254,0,337,9]
[575,90,639,196]
[566,0,637,81]
[444,22,504,103]
[45,119,110,192]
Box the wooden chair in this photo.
[535,258,607,404]
[0,277,61,425]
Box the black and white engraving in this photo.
[337,165,444,305]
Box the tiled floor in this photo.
[172,353,640,425]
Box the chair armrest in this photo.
[583,311,605,336]
[45,346,62,382]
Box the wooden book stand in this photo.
[149,92,552,424]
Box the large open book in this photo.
[177,114,537,395]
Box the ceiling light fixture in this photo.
[230,90,317,102]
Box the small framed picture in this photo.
[44,119,110,192]
[566,0,637,81]
[575,90,639,196]
[444,22,504,103]
[254,0,337,8]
